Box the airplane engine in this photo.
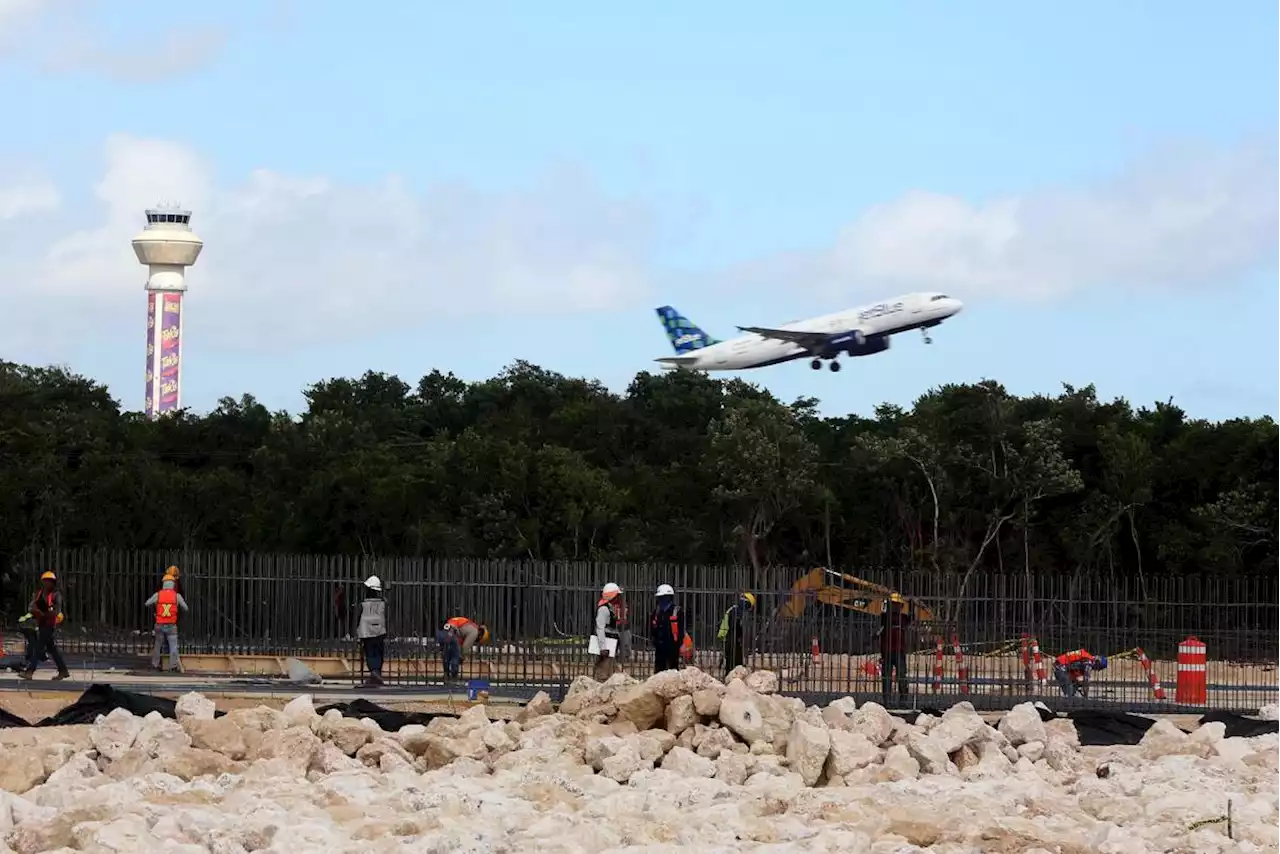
[835,334,889,357]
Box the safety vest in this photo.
[716,606,734,642]
[445,616,474,632]
[155,589,179,625]
[598,600,620,639]
[1056,649,1092,668]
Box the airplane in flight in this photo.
[653,292,964,373]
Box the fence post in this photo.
[951,633,969,695]
[932,636,944,693]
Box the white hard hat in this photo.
[656,584,675,597]
[601,582,621,597]
[364,575,382,591]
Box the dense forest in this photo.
[1,359,1275,594]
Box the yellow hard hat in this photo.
[55,613,65,625]
[165,565,180,578]
[889,592,905,604]
[480,627,491,645]
[742,592,757,608]
[40,571,56,581]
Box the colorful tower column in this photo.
[132,207,202,417]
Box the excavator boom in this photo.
[780,567,935,622]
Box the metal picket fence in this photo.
[5,549,1276,712]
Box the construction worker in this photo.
[648,584,688,674]
[160,565,185,597]
[717,591,756,678]
[593,582,625,681]
[143,577,189,672]
[333,583,348,639]
[19,571,70,681]
[436,616,489,681]
[356,576,387,687]
[5,612,43,673]
[1054,648,1108,697]
[879,592,913,703]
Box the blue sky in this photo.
[1,1,1276,420]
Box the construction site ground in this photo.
[1,646,1274,717]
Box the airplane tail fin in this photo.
[655,306,720,354]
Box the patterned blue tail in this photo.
[656,306,719,354]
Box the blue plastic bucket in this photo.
[467,679,490,701]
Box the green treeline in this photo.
[1,359,1275,588]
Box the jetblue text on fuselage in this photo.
[674,333,703,347]
[858,301,904,322]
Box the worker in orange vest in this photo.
[436,616,489,681]
[648,584,692,674]
[1054,648,1108,697]
[18,571,70,681]
[144,578,189,672]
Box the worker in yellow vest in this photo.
[144,578,189,672]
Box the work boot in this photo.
[52,672,70,681]
[17,670,33,680]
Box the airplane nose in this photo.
[950,298,964,314]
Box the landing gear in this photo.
[829,361,841,372]
[810,359,823,370]
[921,328,933,345]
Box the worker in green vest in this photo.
[716,591,756,678]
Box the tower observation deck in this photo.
[133,206,203,418]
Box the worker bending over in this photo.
[143,575,189,672]
[648,584,689,674]
[437,616,489,681]
[1054,648,1108,697]
[717,592,756,678]
[5,612,43,673]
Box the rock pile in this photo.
[0,668,1275,853]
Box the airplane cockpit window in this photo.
[930,294,949,301]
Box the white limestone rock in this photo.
[785,720,831,787]
[173,692,216,722]
[998,702,1047,747]
[89,709,143,762]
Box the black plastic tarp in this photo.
[0,684,216,728]
[46,684,227,727]
[1199,709,1280,739]
[0,685,466,732]
[0,706,31,728]
[1062,710,1157,745]
[315,698,455,731]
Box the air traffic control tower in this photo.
[133,206,203,418]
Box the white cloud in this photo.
[744,139,1278,303]
[0,134,662,353]
[0,174,58,219]
[1,134,1275,361]
[0,0,228,80]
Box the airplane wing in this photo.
[737,325,831,350]
[655,355,700,366]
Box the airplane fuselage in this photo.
[657,292,964,372]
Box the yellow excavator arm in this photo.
[780,567,935,622]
